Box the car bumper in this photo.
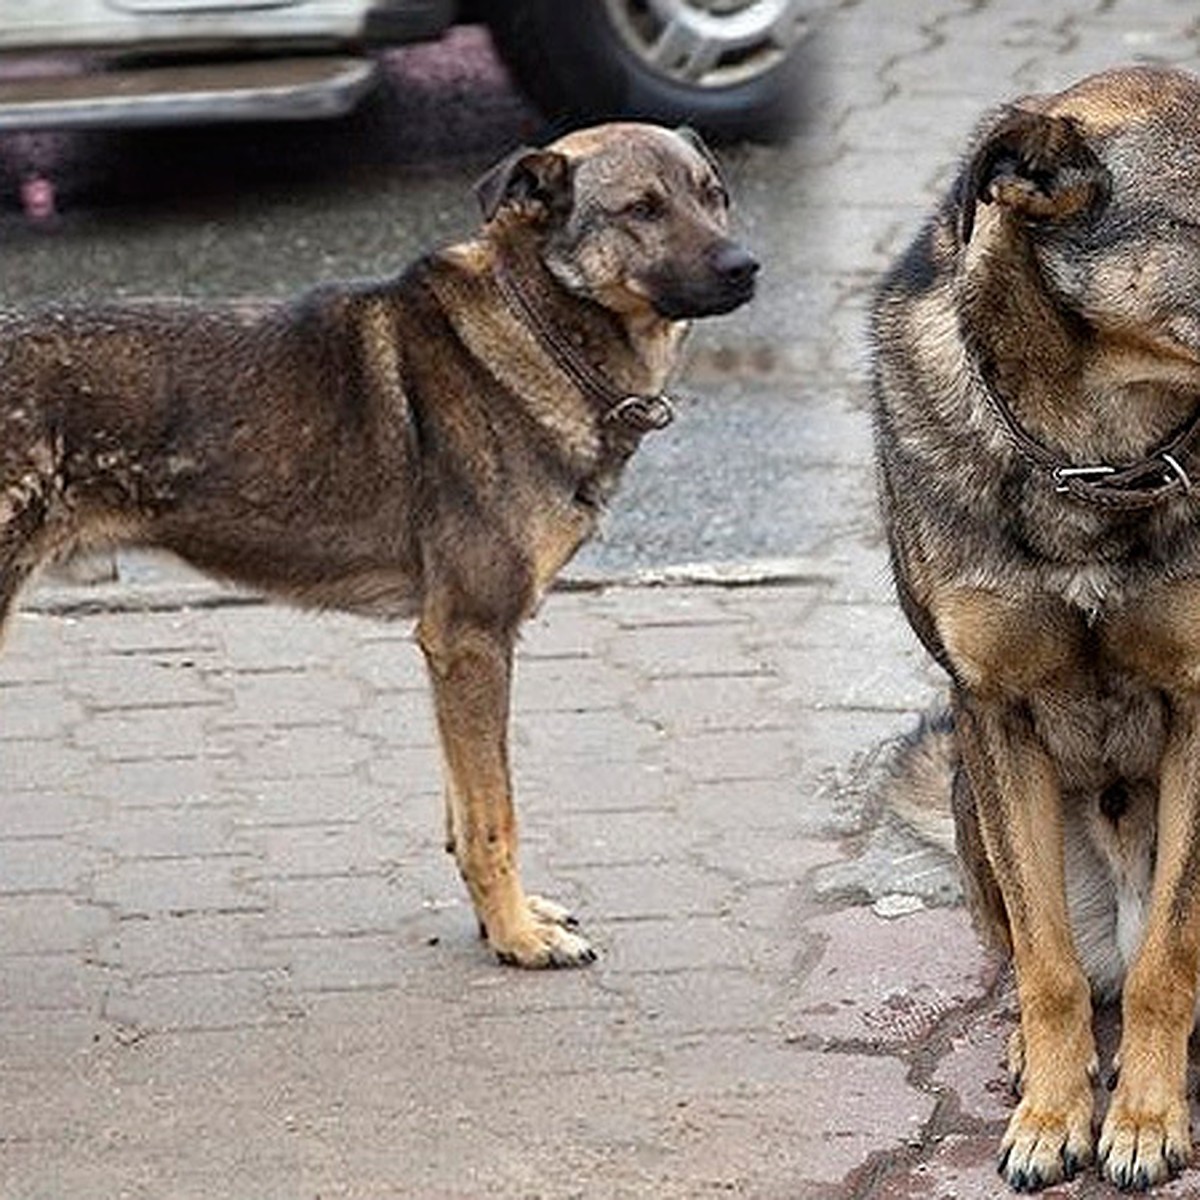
[0,55,381,129]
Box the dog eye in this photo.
[704,183,729,209]
[624,194,666,221]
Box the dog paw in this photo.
[490,897,596,969]
[998,1093,1093,1192]
[526,893,579,928]
[1098,1089,1190,1191]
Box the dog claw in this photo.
[1099,1128,1189,1189]
[1000,1166,1038,1195]
[998,1089,1095,1193]
[1102,1157,1182,1192]
[495,934,596,970]
[999,1153,1082,1194]
[488,895,597,968]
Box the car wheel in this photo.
[487,0,808,142]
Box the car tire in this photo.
[486,0,806,143]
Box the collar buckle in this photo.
[604,394,676,433]
[1053,464,1116,492]
[1161,452,1193,492]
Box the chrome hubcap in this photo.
[602,0,805,88]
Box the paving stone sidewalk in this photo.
[0,563,947,1200]
[9,558,1185,1200]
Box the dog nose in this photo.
[713,243,760,289]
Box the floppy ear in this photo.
[474,148,574,224]
[958,108,1109,244]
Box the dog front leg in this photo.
[417,610,595,968]
[954,689,1097,1191]
[1099,697,1200,1190]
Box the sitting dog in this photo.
[0,123,756,969]
[873,65,1200,1191]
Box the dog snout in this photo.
[641,237,759,320]
[713,242,760,292]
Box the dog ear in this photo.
[474,148,574,224]
[958,108,1109,244]
[674,125,725,183]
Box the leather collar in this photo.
[981,374,1200,510]
[493,259,675,437]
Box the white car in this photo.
[0,0,808,140]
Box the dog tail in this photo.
[879,705,957,853]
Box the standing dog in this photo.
[873,66,1200,1192]
[0,124,756,970]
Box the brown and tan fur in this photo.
[0,123,756,970]
[873,66,1200,1191]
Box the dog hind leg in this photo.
[951,758,1013,956]
[0,477,50,652]
[0,563,31,656]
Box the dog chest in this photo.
[1046,562,1120,620]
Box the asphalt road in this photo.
[0,25,831,581]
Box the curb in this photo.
[22,555,836,618]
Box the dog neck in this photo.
[424,233,683,515]
[492,255,676,437]
[486,227,686,417]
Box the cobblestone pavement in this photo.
[8,2,1200,1198]
[0,573,951,1200]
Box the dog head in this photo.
[958,65,1200,365]
[475,123,758,321]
